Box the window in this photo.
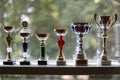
[0,0,120,80]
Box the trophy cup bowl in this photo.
[72,22,91,34]
[20,30,30,39]
[36,33,49,41]
[4,26,14,33]
[3,26,15,65]
[54,28,67,36]
[71,22,91,66]
[36,33,49,65]
[94,13,117,65]
[54,28,68,66]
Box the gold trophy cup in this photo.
[54,28,68,66]
[36,33,49,65]
[3,26,15,65]
[19,21,31,65]
[71,22,92,66]
[94,14,117,65]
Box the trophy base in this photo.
[57,60,66,66]
[3,61,15,65]
[20,61,30,65]
[38,60,47,65]
[76,59,88,66]
[101,60,111,66]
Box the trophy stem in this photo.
[7,52,11,61]
[38,42,47,65]
[76,34,87,66]
[38,38,48,65]
[101,28,111,65]
[7,33,11,47]
[79,34,83,53]
[22,38,28,61]
[57,35,66,65]
[40,40,46,60]
[57,35,65,61]
[6,33,12,61]
[77,34,85,59]
[102,28,108,58]
[104,28,107,49]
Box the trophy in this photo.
[94,14,117,65]
[71,22,92,66]
[36,33,49,65]
[3,26,15,65]
[54,28,68,66]
[19,21,31,65]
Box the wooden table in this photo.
[0,60,120,75]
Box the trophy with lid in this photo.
[20,21,31,65]
[36,33,49,65]
[94,14,117,65]
[71,22,92,66]
[54,28,68,66]
[3,26,15,65]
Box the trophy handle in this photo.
[110,14,117,28]
[94,14,101,28]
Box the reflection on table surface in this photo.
[1,75,120,80]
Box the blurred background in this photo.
[0,0,120,80]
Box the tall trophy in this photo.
[36,33,49,65]
[3,26,15,65]
[71,22,92,66]
[20,21,31,65]
[54,28,68,66]
[94,14,117,65]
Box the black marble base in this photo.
[20,61,30,65]
[57,60,66,66]
[38,60,47,65]
[3,61,15,65]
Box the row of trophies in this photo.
[2,13,117,66]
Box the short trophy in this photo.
[94,14,117,65]
[54,28,68,66]
[3,26,15,65]
[20,21,31,65]
[71,22,92,66]
[36,33,49,65]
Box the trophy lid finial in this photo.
[22,21,28,27]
